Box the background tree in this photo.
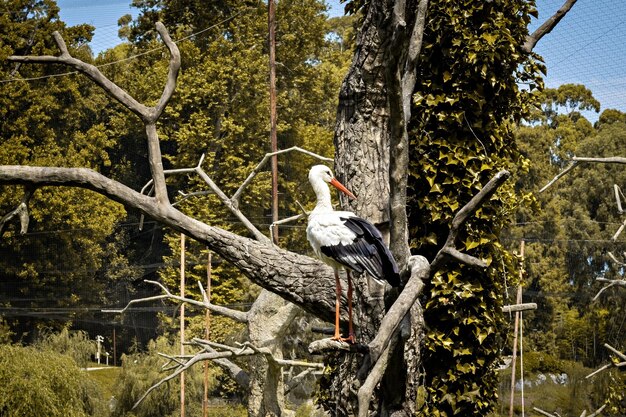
[0,344,106,417]
[0,0,143,344]
[511,86,626,368]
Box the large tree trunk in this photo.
[329,1,427,415]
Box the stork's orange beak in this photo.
[329,178,357,199]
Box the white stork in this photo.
[306,165,400,343]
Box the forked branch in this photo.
[585,343,626,379]
[134,337,323,409]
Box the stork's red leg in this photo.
[332,270,343,340]
[344,270,356,344]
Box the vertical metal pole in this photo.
[509,239,524,417]
[203,250,212,417]
[269,0,279,244]
[180,233,186,417]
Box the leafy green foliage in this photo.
[0,344,105,417]
[35,326,96,368]
[408,1,543,415]
[0,0,141,341]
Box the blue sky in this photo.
[57,0,626,119]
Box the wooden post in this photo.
[269,0,279,244]
[203,250,212,417]
[509,239,524,417]
[180,233,186,417]
[113,327,117,367]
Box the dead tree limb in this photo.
[201,343,251,388]
[0,186,35,236]
[540,156,626,193]
[433,170,511,268]
[592,277,626,301]
[103,279,248,323]
[9,23,178,205]
[533,404,606,417]
[538,161,579,193]
[387,0,429,274]
[523,0,578,53]
[586,343,626,379]
[231,146,333,209]
[614,184,624,214]
[134,337,323,409]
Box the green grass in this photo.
[491,361,598,417]
[84,366,121,401]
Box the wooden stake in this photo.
[180,233,186,417]
[509,239,524,417]
[203,250,212,417]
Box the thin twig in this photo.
[230,146,332,208]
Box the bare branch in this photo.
[308,338,368,354]
[358,336,397,417]
[196,164,270,242]
[612,219,626,242]
[195,343,250,388]
[0,164,341,322]
[285,368,320,394]
[230,146,332,209]
[592,276,626,301]
[135,338,322,408]
[103,279,248,323]
[587,404,608,417]
[153,22,180,119]
[388,0,429,275]
[586,343,626,379]
[538,161,578,193]
[367,255,428,363]
[607,251,625,266]
[9,35,149,119]
[401,0,429,119]
[133,350,227,408]
[541,157,626,193]
[605,343,626,361]
[523,0,578,52]
[0,186,35,235]
[432,170,511,268]
[614,184,624,214]
[139,153,269,242]
[439,246,488,268]
[573,156,626,164]
[533,407,560,417]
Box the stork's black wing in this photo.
[320,216,400,287]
